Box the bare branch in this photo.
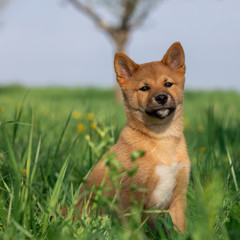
[0,0,12,12]
[121,0,138,29]
[66,0,160,52]
[67,0,111,30]
[119,0,158,31]
[130,4,153,29]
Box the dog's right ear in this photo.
[114,52,139,86]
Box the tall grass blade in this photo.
[7,190,13,226]
[54,110,72,157]
[12,219,34,239]
[30,136,41,185]
[1,122,20,181]
[12,91,29,144]
[226,147,239,191]
[50,154,70,208]
[42,154,71,233]
[22,114,34,211]
[1,121,21,221]
[1,176,11,194]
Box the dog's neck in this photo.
[124,105,184,140]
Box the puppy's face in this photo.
[114,42,186,124]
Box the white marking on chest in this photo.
[152,162,185,209]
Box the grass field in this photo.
[0,86,239,239]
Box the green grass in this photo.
[0,86,239,239]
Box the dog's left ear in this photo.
[162,42,185,74]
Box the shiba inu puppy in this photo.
[78,42,190,233]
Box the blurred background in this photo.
[0,0,239,90]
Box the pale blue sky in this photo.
[0,0,239,90]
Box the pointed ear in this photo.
[162,42,185,74]
[114,52,139,86]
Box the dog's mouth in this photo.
[145,107,176,119]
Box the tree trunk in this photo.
[115,41,126,102]
[109,30,129,102]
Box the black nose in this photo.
[155,94,168,105]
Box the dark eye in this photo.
[164,82,173,88]
[139,86,150,91]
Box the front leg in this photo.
[169,166,189,233]
[169,194,187,233]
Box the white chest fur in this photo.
[152,162,185,209]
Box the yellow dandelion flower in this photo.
[72,111,82,119]
[200,147,206,153]
[90,122,96,129]
[22,168,27,174]
[77,123,85,133]
[86,113,95,121]
[197,125,204,132]
[0,106,4,113]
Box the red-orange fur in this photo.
[77,42,190,233]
